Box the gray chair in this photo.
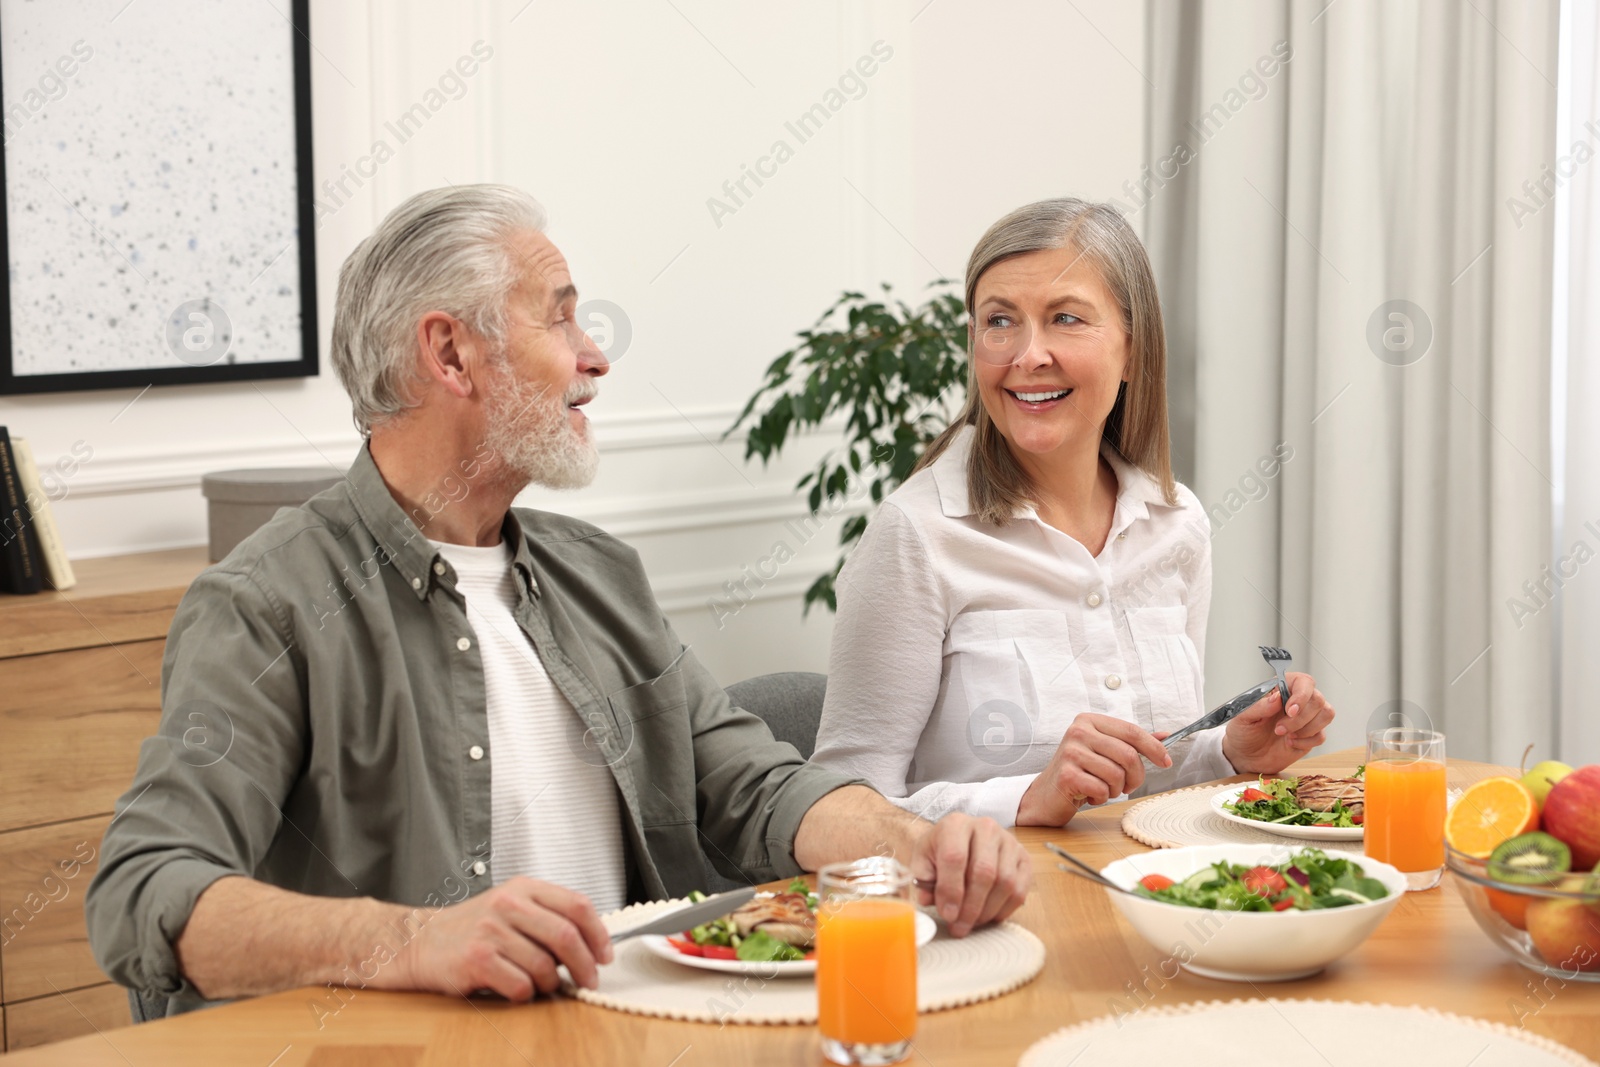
[726,670,826,759]
[700,671,828,890]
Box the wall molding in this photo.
[63,405,780,499]
[60,405,873,571]
[650,559,838,618]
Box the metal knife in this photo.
[1160,677,1282,749]
[610,886,758,943]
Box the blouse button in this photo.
[457,636,472,652]
[1086,592,1103,608]
[1105,674,1122,689]
[469,745,484,760]
[471,861,487,876]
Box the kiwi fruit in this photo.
[1580,861,1600,900]
[1487,831,1572,884]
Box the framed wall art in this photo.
[0,0,317,395]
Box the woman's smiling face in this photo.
[970,243,1131,463]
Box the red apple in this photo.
[1542,766,1600,870]
[1526,897,1600,972]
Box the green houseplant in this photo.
[725,282,970,613]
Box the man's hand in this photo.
[390,878,614,1000]
[793,786,1033,938]
[1016,713,1172,826]
[907,813,1032,938]
[1222,671,1335,775]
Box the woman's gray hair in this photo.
[329,184,548,433]
[915,197,1176,519]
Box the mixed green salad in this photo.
[1222,770,1364,828]
[1133,848,1389,911]
[668,880,819,963]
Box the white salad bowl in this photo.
[1099,842,1408,982]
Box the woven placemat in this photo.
[567,897,1045,1025]
[1018,999,1597,1066]
[1121,783,1370,852]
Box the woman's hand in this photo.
[1016,713,1171,826]
[1221,671,1335,775]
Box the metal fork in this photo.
[1158,645,1296,749]
[1260,645,1293,708]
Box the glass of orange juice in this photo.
[1364,727,1448,891]
[816,857,918,1066]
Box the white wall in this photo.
[0,0,1146,684]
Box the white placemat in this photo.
[1121,783,1368,852]
[567,897,1045,1025]
[1018,999,1598,1066]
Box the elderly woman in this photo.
[811,198,1335,827]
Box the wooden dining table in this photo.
[5,749,1598,1065]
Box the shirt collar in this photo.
[930,423,1175,526]
[344,441,540,600]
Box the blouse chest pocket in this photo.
[1126,605,1204,731]
[944,609,1091,756]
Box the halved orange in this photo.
[1444,776,1541,858]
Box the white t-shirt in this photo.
[432,537,626,914]
[811,425,1236,825]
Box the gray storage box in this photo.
[201,467,346,562]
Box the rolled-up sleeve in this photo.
[85,566,307,995]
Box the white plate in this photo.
[640,909,938,978]
[1209,784,1364,841]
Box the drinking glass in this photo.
[816,857,918,1066]
[1364,727,1448,891]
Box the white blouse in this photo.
[812,425,1235,826]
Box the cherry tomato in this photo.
[701,945,738,960]
[1272,897,1295,911]
[1139,874,1176,892]
[1240,787,1272,803]
[1242,866,1289,896]
[1352,813,1364,825]
[668,938,703,956]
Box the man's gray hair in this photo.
[329,184,548,433]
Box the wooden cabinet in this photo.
[0,548,206,1051]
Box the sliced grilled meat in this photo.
[1293,773,1364,817]
[730,892,816,949]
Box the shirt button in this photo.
[456,636,472,652]
[433,561,447,576]
[468,745,484,760]
[1087,592,1103,608]
[1105,674,1122,689]
[410,577,422,590]
[472,861,487,876]
[1117,532,1127,540]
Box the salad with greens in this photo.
[1132,848,1389,911]
[667,880,819,963]
[1222,770,1364,829]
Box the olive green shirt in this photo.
[85,443,856,1006]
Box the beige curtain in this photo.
[1561,0,1600,761]
[1144,0,1559,763]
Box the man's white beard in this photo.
[483,363,599,491]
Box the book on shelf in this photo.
[0,425,45,594]
[12,437,76,591]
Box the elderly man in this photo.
[86,185,1032,1016]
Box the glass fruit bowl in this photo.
[1447,844,1600,981]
